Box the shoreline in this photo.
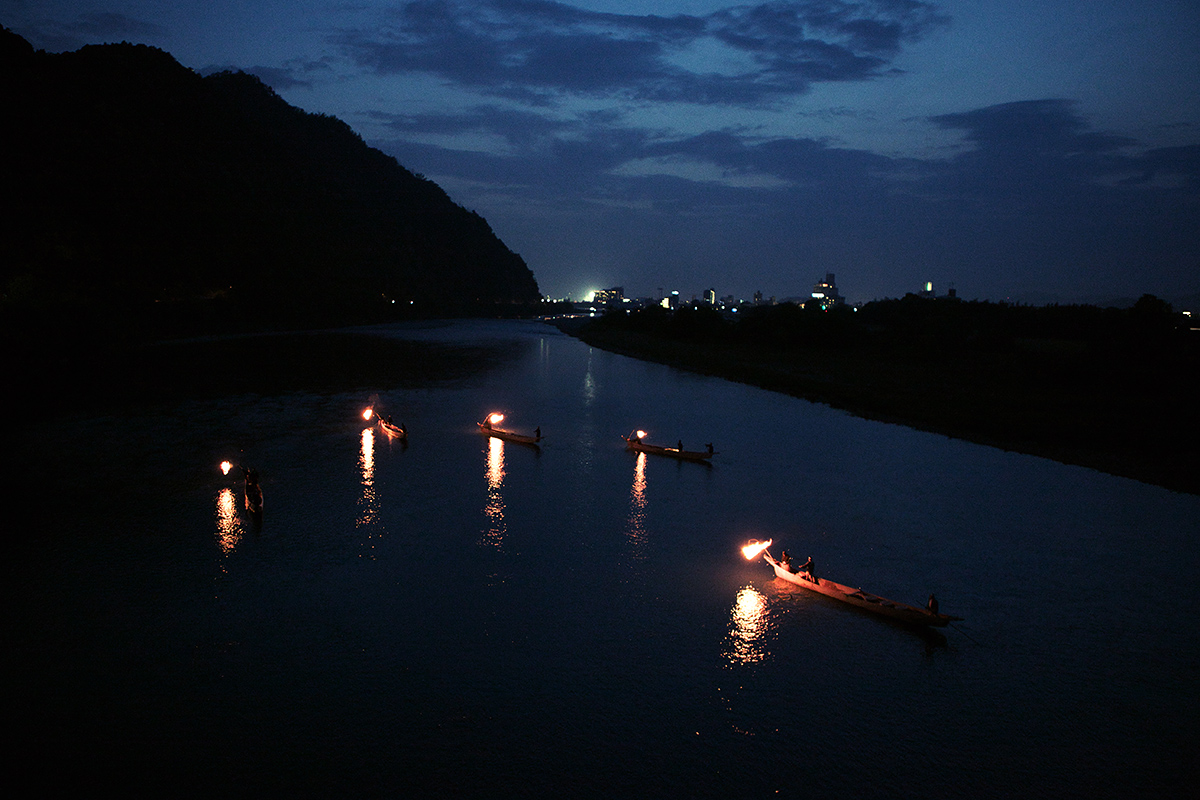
[550,317,1198,496]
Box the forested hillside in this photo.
[0,26,540,333]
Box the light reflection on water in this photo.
[481,435,506,550]
[15,319,1200,798]
[625,451,648,561]
[214,487,242,555]
[357,426,384,557]
[725,585,770,666]
[357,426,377,526]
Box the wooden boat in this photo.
[622,435,713,461]
[763,553,961,628]
[378,418,407,440]
[242,468,264,516]
[478,422,542,446]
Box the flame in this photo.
[220,461,233,475]
[636,430,648,440]
[742,538,773,560]
[363,408,373,421]
[488,413,505,425]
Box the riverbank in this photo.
[3,323,526,418]
[552,315,1198,496]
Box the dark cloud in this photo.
[926,99,1190,201]
[9,11,169,52]
[371,95,1198,301]
[334,0,948,104]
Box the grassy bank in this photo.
[554,310,1198,496]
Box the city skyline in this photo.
[5,0,1198,306]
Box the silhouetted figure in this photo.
[242,466,263,515]
[799,557,815,580]
[676,440,683,451]
[927,594,939,615]
[705,443,714,454]
[535,426,541,439]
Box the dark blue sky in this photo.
[5,0,1198,304]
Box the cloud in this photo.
[333,0,948,105]
[925,99,1200,203]
[368,94,1198,301]
[9,10,169,52]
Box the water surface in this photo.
[11,319,1198,798]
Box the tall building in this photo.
[810,273,845,310]
[593,287,625,305]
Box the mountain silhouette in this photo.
[1,26,541,328]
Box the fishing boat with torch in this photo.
[363,408,408,440]
[622,431,714,461]
[478,413,542,446]
[378,417,407,440]
[742,539,962,628]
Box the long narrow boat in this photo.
[763,553,961,628]
[242,467,264,516]
[622,435,713,462]
[478,422,542,446]
[378,418,407,440]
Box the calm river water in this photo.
[11,319,1199,798]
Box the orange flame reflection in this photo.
[481,436,506,549]
[357,427,378,529]
[625,451,648,561]
[741,539,773,560]
[725,586,770,665]
[215,487,242,553]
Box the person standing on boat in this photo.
[535,426,541,440]
[677,439,683,451]
[799,557,815,579]
[927,594,939,615]
[705,443,714,454]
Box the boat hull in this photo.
[245,486,263,515]
[623,437,712,461]
[479,423,541,446]
[764,555,959,628]
[379,420,407,439]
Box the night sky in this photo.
[5,0,1199,305]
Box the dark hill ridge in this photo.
[0,27,540,330]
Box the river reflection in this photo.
[213,486,251,557]
[357,426,384,557]
[481,436,506,549]
[724,585,771,665]
[17,319,1200,797]
[625,452,648,561]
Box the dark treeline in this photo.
[597,293,1186,355]
[0,27,541,341]
[575,295,1198,494]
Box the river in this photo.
[10,318,1198,798]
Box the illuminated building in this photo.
[593,287,625,305]
[810,273,845,310]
